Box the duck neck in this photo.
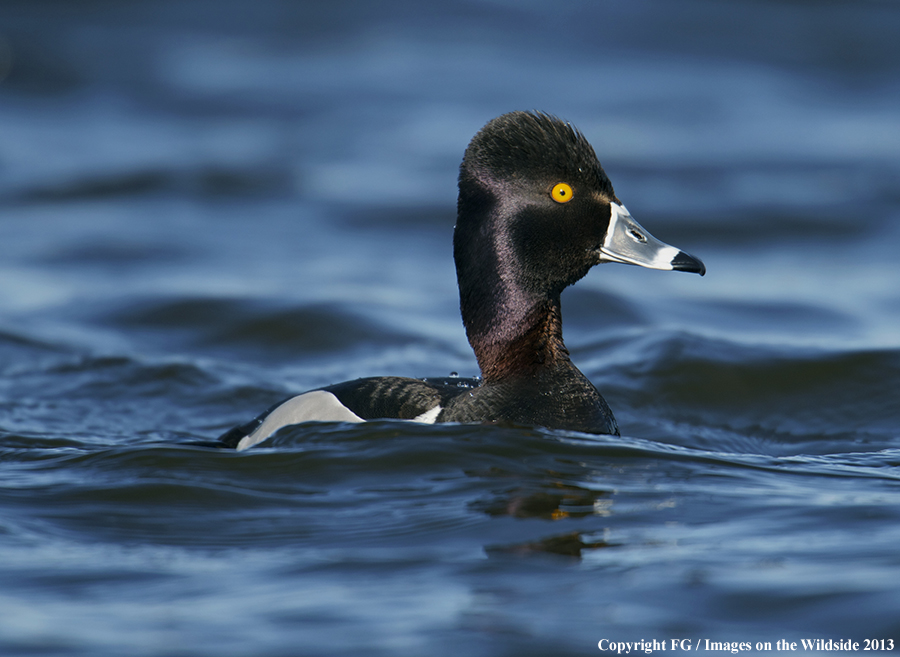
[462,291,571,383]
[454,171,572,382]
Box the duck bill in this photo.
[598,203,705,276]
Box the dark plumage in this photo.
[219,111,705,450]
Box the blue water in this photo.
[2,1,900,655]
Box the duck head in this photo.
[453,111,704,371]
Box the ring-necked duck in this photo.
[220,111,704,450]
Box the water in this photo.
[2,1,900,655]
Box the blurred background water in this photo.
[1,1,899,655]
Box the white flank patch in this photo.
[236,390,364,451]
[412,404,442,424]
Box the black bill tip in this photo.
[672,251,706,276]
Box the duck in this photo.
[219,111,705,450]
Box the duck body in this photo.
[219,364,615,450]
[220,111,704,450]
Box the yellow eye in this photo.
[551,183,573,203]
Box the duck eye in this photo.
[551,183,574,204]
